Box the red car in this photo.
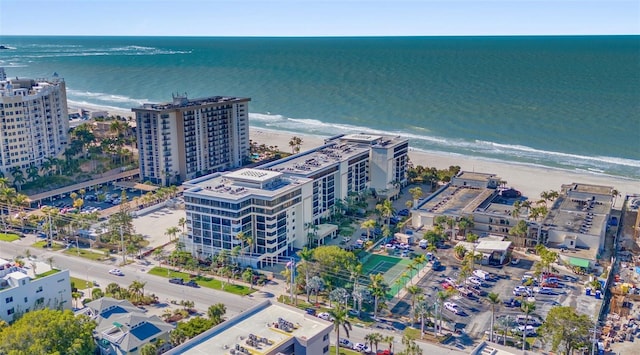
[377,350,393,355]
[441,282,454,290]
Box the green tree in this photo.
[369,273,389,319]
[242,268,254,289]
[140,343,157,355]
[360,218,377,240]
[486,292,501,343]
[207,303,227,325]
[414,295,434,338]
[165,226,180,243]
[0,308,96,354]
[328,305,352,355]
[298,247,315,302]
[520,301,536,351]
[537,306,593,355]
[375,199,395,225]
[509,220,529,247]
[405,284,422,321]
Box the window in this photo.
[7,308,14,315]
[323,334,329,341]
[323,345,329,353]
[24,297,28,303]
[5,297,13,303]
[36,286,43,293]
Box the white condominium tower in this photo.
[182,168,313,268]
[0,69,69,176]
[132,94,250,186]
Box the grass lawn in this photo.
[31,240,64,250]
[148,267,254,296]
[70,276,92,290]
[35,269,59,278]
[63,248,106,261]
[0,233,20,242]
[329,346,361,355]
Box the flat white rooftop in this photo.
[342,133,383,143]
[226,169,281,183]
[167,300,332,355]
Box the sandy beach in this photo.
[90,105,638,208]
[250,127,639,209]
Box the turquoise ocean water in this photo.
[1,36,638,179]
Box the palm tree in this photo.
[435,290,451,334]
[128,280,146,303]
[360,219,377,240]
[165,226,179,243]
[375,199,395,225]
[369,273,388,319]
[415,295,434,339]
[328,305,351,355]
[486,292,501,342]
[297,247,314,302]
[178,217,186,235]
[408,186,423,206]
[405,284,422,320]
[520,301,536,351]
[383,335,395,354]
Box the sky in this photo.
[1,0,638,37]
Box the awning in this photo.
[569,257,590,268]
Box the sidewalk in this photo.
[387,263,432,310]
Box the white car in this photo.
[108,268,124,276]
[445,277,458,286]
[385,244,395,250]
[513,286,532,296]
[339,338,353,348]
[467,277,482,286]
[352,343,371,353]
[317,312,334,321]
[444,302,460,314]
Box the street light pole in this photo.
[119,226,125,265]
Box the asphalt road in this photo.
[1,237,468,354]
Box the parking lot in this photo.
[43,184,146,215]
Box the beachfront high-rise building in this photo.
[182,168,313,268]
[0,70,69,178]
[180,133,410,266]
[132,94,250,186]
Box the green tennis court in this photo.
[361,253,416,298]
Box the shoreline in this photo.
[249,127,639,209]
[82,105,638,208]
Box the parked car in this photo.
[339,338,353,348]
[473,269,491,280]
[305,308,316,316]
[353,343,372,353]
[467,277,482,286]
[108,268,124,276]
[503,298,522,308]
[513,286,532,296]
[385,244,395,250]
[444,302,460,314]
[398,209,410,216]
[169,278,184,285]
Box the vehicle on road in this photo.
[185,280,200,288]
[317,312,334,321]
[169,278,184,285]
[339,338,353,348]
[108,268,124,276]
[444,302,460,314]
[353,342,372,353]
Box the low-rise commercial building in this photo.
[534,183,615,269]
[0,257,71,323]
[165,300,333,355]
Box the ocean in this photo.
[1,35,639,179]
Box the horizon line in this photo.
[2,34,639,38]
